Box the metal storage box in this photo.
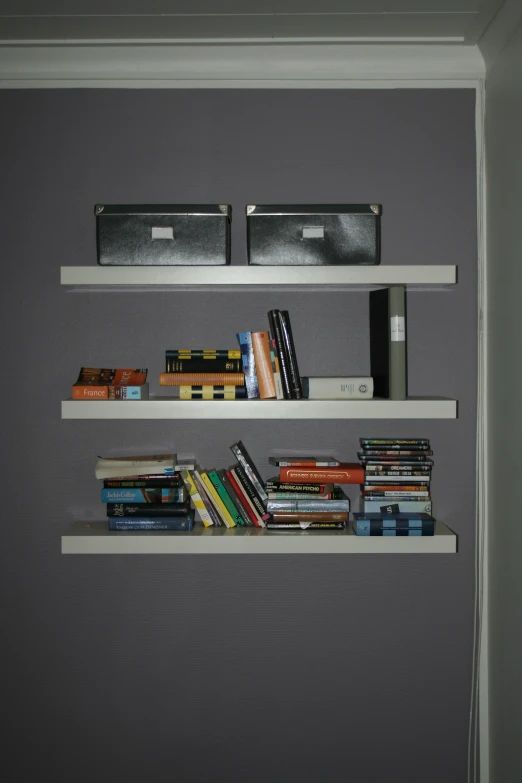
[246,204,381,266]
[95,204,231,266]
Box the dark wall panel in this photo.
[0,89,476,783]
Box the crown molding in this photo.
[0,43,485,88]
[478,0,522,72]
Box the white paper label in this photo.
[390,316,405,342]
[151,226,174,240]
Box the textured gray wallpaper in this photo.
[0,89,476,783]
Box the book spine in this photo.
[225,469,259,527]
[360,439,430,446]
[192,470,222,526]
[251,330,277,399]
[218,469,252,526]
[166,350,241,359]
[271,512,349,522]
[159,372,245,386]
[365,477,430,483]
[230,441,268,502]
[267,492,334,500]
[279,310,302,398]
[208,469,245,527]
[370,285,407,400]
[101,488,186,503]
[180,470,213,527]
[354,519,434,536]
[267,521,345,530]
[234,463,268,524]
[360,450,433,457]
[363,500,433,514]
[270,459,340,467]
[103,477,181,488]
[106,502,189,517]
[279,465,365,484]
[251,332,276,400]
[268,309,292,399]
[301,377,374,399]
[199,472,236,528]
[179,385,248,400]
[108,516,194,531]
[231,467,264,527]
[72,384,149,400]
[267,498,350,513]
[270,339,285,399]
[364,468,431,475]
[236,332,260,399]
[165,357,243,373]
[360,459,434,466]
[364,484,429,491]
[265,481,332,494]
[364,491,430,498]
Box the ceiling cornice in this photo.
[0,43,485,88]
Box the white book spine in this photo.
[301,377,374,399]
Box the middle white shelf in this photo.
[61,396,457,420]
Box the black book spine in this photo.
[230,441,267,502]
[234,463,267,519]
[165,357,243,373]
[107,502,190,517]
[279,310,302,399]
[103,477,181,488]
[268,309,292,399]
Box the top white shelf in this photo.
[60,265,457,290]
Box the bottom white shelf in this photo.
[62,521,457,555]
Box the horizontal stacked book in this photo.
[355,438,435,536]
[264,456,363,529]
[96,454,195,531]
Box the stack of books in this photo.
[96,454,195,531]
[162,349,247,399]
[72,368,149,400]
[264,456,363,530]
[358,438,433,514]
[354,438,435,536]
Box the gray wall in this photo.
[486,24,522,783]
[0,89,477,783]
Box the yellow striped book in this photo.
[199,472,236,528]
[180,470,213,527]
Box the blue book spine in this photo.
[353,516,435,536]
[101,487,185,503]
[108,514,194,531]
[236,332,259,399]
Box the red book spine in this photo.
[225,469,259,528]
[279,463,365,484]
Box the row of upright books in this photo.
[93,438,436,535]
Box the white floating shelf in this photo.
[60,265,456,290]
[61,396,457,420]
[62,521,457,555]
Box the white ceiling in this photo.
[0,0,507,44]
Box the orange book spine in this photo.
[159,372,245,386]
[251,331,276,399]
[279,463,365,484]
[72,385,109,399]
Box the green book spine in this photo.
[207,469,245,526]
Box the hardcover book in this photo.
[95,454,177,480]
[106,502,190,517]
[269,456,340,467]
[228,467,262,527]
[230,441,268,502]
[103,476,181,488]
[264,479,334,495]
[165,357,243,373]
[369,285,407,400]
[159,372,245,386]
[108,515,194,531]
[301,377,374,400]
[207,469,245,526]
[363,499,433,514]
[271,512,349,522]
[72,383,149,400]
[266,494,350,513]
[166,350,241,359]
[279,310,302,398]
[180,470,214,527]
[233,463,268,524]
[251,331,277,399]
[353,512,434,536]
[179,385,247,400]
[278,463,365,485]
[72,368,148,400]
[198,471,236,528]
[218,469,252,526]
[268,309,292,399]
[101,487,186,503]
[236,332,260,399]
[192,470,222,526]
[267,521,345,530]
